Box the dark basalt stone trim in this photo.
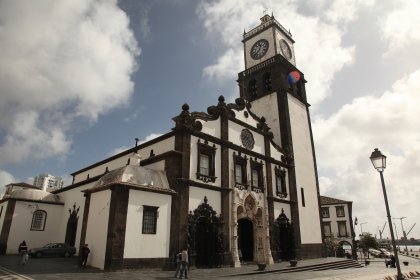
[181,179,232,193]
[79,193,91,255]
[0,200,15,254]
[105,186,129,271]
[0,197,64,205]
[298,243,325,259]
[122,257,169,269]
[267,196,293,204]
[190,130,291,169]
[83,183,176,196]
[71,132,176,176]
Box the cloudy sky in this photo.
[1,0,419,239]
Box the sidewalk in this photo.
[0,255,419,280]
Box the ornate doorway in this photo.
[188,197,223,268]
[275,209,296,261]
[238,219,254,262]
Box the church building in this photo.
[0,14,325,270]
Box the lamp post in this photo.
[370,148,403,280]
[393,217,408,253]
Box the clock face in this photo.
[279,39,292,60]
[240,129,254,150]
[250,39,269,60]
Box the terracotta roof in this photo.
[320,195,351,205]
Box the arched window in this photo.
[263,72,272,92]
[31,210,47,231]
[248,79,257,98]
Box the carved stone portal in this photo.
[231,188,273,267]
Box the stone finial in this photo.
[129,152,141,166]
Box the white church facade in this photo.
[0,14,325,270]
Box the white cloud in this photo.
[138,133,162,145]
[382,0,420,55]
[196,0,361,107]
[314,68,420,237]
[0,170,17,194]
[0,0,139,165]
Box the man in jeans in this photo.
[179,248,188,279]
[18,241,28,265]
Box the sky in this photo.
[1,0,420,240]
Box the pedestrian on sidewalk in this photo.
[179,248,188,279]
[174,251,182,278]
[18,240,28,265]
[80,244,90,267]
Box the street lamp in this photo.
[370,148,403,280]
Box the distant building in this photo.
[320,195,356,258]
[33,174,64,192]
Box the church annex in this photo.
[0,14,325,270]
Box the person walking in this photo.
[174,251,182,278]
[179,248,188,279]
[80,244,90,267]
[18,241,28,265]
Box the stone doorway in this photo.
[237,218,254,262]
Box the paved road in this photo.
[0,254,419,280]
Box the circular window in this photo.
[240,129,254,150]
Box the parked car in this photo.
[379,248,391,258]
[368,248,382,257]
[28,243,76,258]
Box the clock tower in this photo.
[238,14,324,259]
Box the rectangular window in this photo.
[336,206,345,217]
[196,141,217,183]
[323,222,332,237]
[235,163,243,183]
[142,206,159,234]
[31,210,47,231]
[337,221,348,237]
[321,207,330,218]
[199,154,209,176]
[275,167,287,197]
[301,187,305,207]
[252,169,259,187]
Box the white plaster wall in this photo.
[124,190,172,258]
[249,93,282,147]
[273,202,291,221]
[200,119,221,139]
[274,30,296,66]
[55,182,95,253]
[85,190,111,270]
[244,27,276,69]
[0,201,8,238]
[189,187,221,215]
[74,137,175,183]
[143,160,165,172]
[234,109,259,128]
[228,121,264,155]
[6,201,63,254]
[288,95,322,244]
[322,204,351,237]
[190,136,221,186]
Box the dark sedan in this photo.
[28,243,76,258]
